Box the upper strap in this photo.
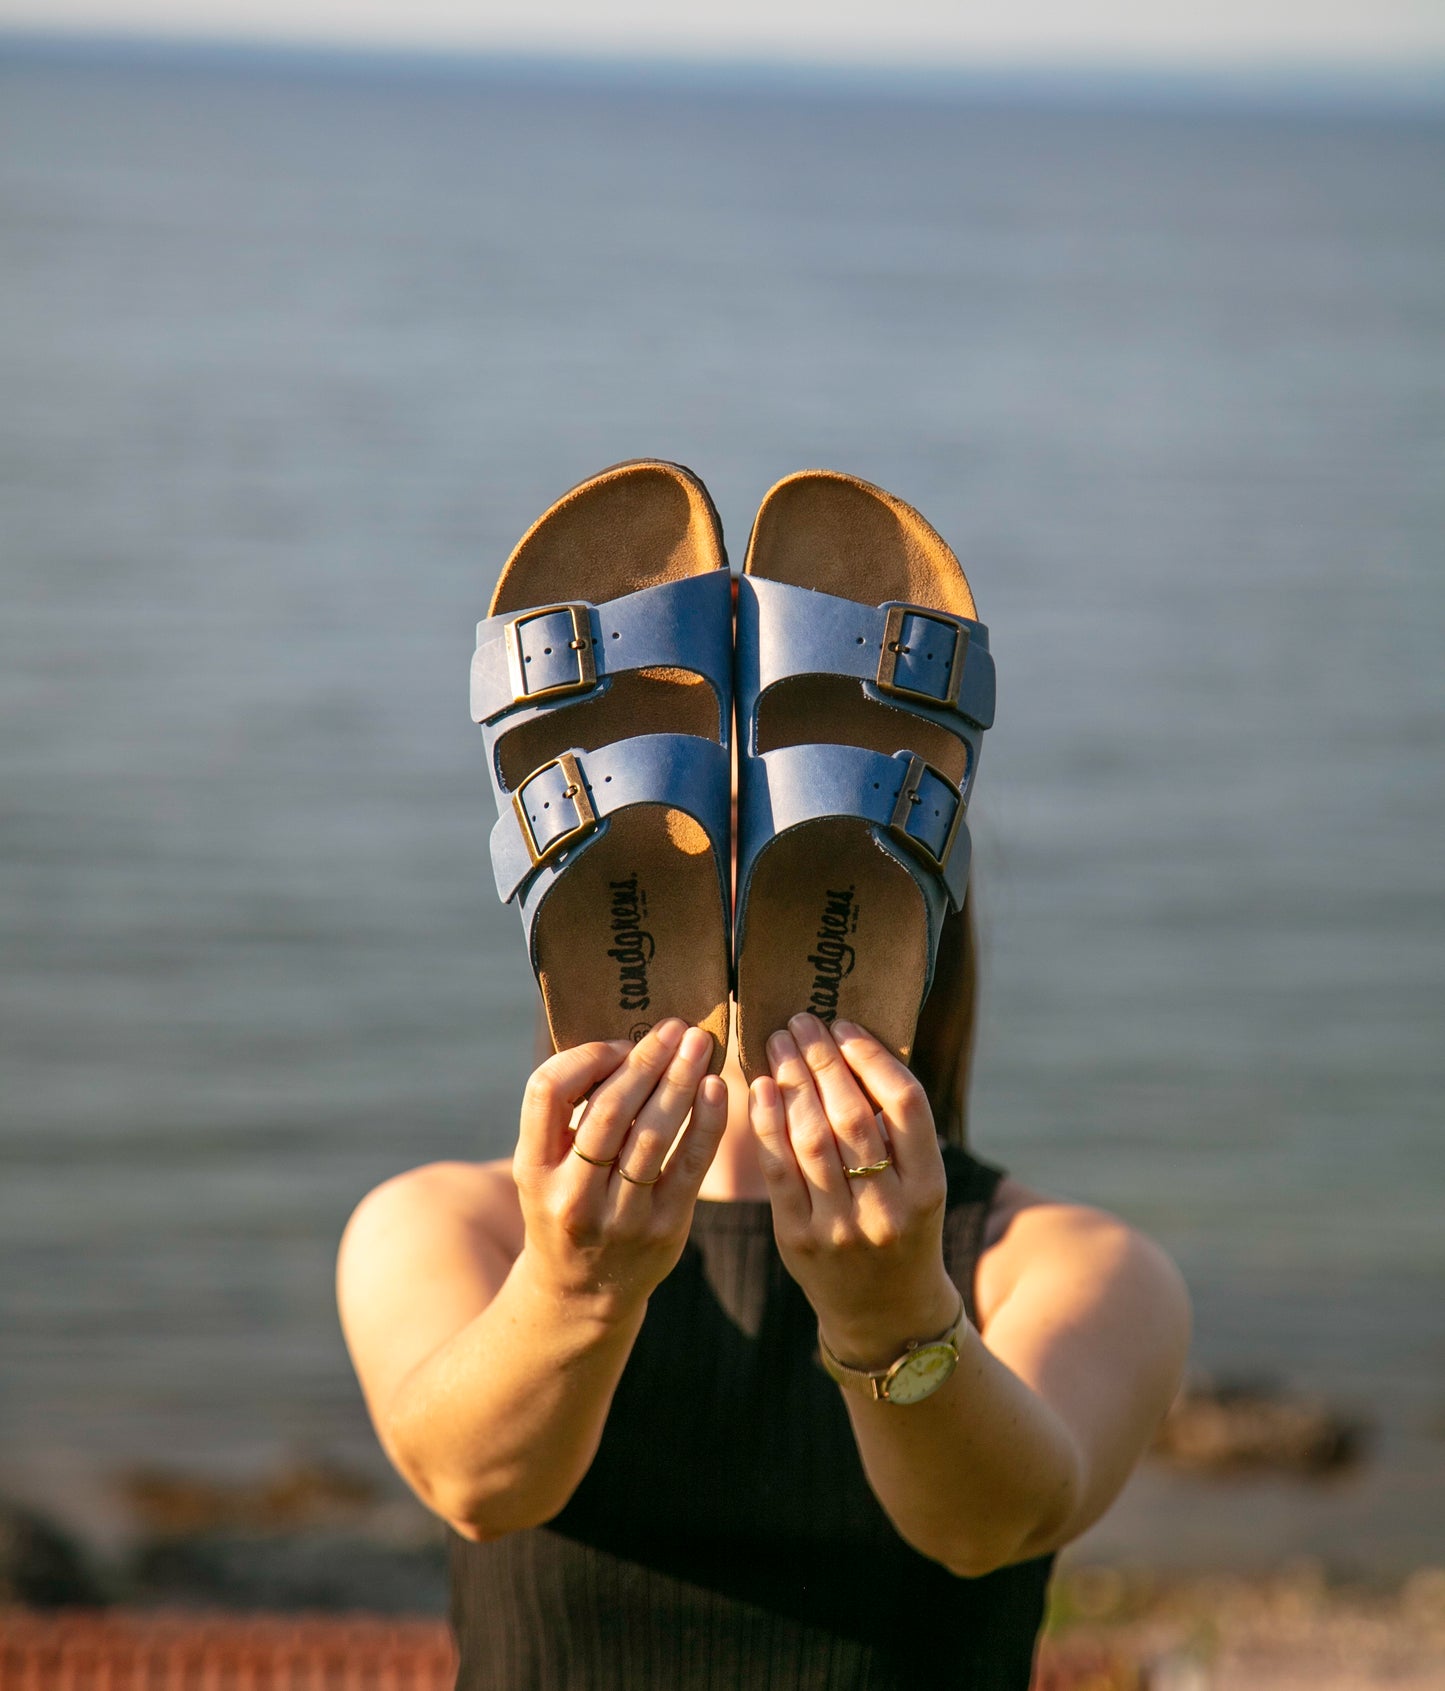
[471,572,732,733]
[490,732,731,909]
[736,575,995,738]
[735,741,973,920]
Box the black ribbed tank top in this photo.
[448,1143,1056,1690]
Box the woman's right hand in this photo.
[512,1019,728,1313]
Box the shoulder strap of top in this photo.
[941,1139,1006,1206]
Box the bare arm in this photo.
[751,1015,1192,1578]
[337,1021,726,1540]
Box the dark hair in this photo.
[908,892,978,1151]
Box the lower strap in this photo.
[747,747,973,913]
[735,742,973,925]
[490,733,731,911]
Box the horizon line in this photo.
[3,25,1445,112]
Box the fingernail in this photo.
[699,1075,724,1106]
[832,1020,861,1040]
[766,1031,796,1067]
[788,1012,822,1040]
[678,1026,711,1064]
[653,1019,687,1050]
[751,1076,778,1108]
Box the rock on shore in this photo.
[1150,1371,1372,1476]
[0,1501,110,1607]
[2,1460,449,1614]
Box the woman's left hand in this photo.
[749,1014,963,1369]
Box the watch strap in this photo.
[817,1291,967,1403]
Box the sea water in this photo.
[1,46,1442,1573]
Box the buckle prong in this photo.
[888,754,963,873]
[512,752,597,868]
[875,605,967,707]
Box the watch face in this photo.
[883,1341,958,1405]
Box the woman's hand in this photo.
[749,1014,960,1367]
[513,1018,727,1316]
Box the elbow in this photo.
[940,1544,994,1580]
[421,1475,522,1544]
[943,1536,1050,1580]
[412,1465,526,1544]
[381,1397,594,1544]
[380,1407,507,1542]
[398,1468,495,1542]
[424,1470,572,1545]
[941,1529,1054,1581]
[912,1520,1042,1582]
[428,1477,500,1542]
[945,1437,1087,1579]
[940,1527,1038,1580]
[445,1511,505,1544]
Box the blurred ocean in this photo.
[1,46,1442,1574]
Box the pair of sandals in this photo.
[471,460,995,1084]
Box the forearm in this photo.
[824,1283,1082,1577]
[386,1246,647,1538]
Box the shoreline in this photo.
[3,1387,1439,1596]
[4,1475,1444,1687]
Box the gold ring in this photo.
[843,1156,892,1179]
[616,1165,661,1187]
[571,1144,617,1169]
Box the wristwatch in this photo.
[817,1291,968,1405]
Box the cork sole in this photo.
[736,471,979,1082]
[489,461,731,1070]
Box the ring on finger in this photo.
[616,1162,661,1187]
[843,1155,893,1179]
[571,1143,618,1169]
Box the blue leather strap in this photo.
[734,574,992,1001]
[736,575,995,740]
[735,742,972,929]
[491,734,731,934]
[474,570,732,986]
[471,572,732,738]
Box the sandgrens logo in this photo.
[606,876,654,1014]
[806,886,858,1022]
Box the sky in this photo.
[4,0,1445,69]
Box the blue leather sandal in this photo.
[471,461,733,1069]
[732,470,995,1081]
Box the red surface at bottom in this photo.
[0,1612,459,1691]
[0,1610,1136,1691]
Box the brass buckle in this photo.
[512,752,597,868]
[504,604,596,705]
[875,604,968,708]
[888,754,963,873]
